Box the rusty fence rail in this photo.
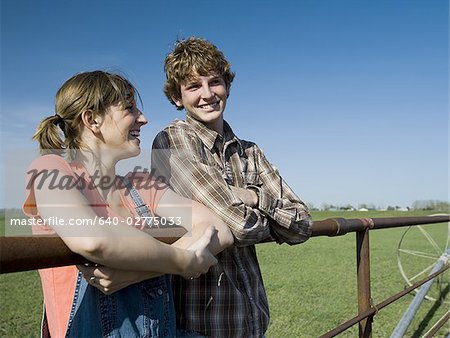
[1,214,450,337]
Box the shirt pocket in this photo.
[195,161,226,181]
[139,277,175,337]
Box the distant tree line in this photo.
[411,200,450,212]
[307,200,449,212]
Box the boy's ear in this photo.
[81,110,102,133]
[172,96,183,108]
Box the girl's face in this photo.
[98,99,148,161]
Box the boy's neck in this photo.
[188,115,224,136]
[208,119,224,136]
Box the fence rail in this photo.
[1,214,449,337]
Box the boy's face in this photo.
[175,73,228,133]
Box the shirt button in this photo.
[158,289,163,296]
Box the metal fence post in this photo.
[357,228,372,338]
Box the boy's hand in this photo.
[229,186,258,207]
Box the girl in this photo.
[24,70,233,337]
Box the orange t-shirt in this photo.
[23,154,168,338]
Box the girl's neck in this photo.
[75,149,118,202]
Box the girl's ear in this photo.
[81,110,102,133]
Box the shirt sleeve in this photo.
[152,127,272,246]
[248,145,313,245]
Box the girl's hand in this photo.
[183,226,218,279]
[77,264,161,295]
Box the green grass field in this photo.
[1,211,449,337]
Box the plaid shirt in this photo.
[152,116,312,337]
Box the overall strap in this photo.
[120,176,156,228]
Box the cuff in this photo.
[248,185,277,217]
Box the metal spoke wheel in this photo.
[396,215,450,303]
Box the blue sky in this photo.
[1,0,448,209]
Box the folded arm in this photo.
[152,128,312,246]
[247,146,313,244]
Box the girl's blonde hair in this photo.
[33,70,137,155]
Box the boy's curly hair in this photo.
[164,37,235,110]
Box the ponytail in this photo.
[32,114,65,154]
[32,70,138,156]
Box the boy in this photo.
[152,37,312,337]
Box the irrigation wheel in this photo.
[396,215,450,303]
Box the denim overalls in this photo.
[65,176,176,337]
[33,170,177,337]
[63,273,176,337]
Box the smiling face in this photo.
[175,74,228,134]
[98,99,148,161]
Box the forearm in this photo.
[67,225,192,274]
[249,180,312,244]
[172,221,231,254]
[77,226,219,294]
[228,183,312,244]
[162,158,271,245]
[171,201,234,254]
[34,178,194,274]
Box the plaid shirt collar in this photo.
[185,115,243,153]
